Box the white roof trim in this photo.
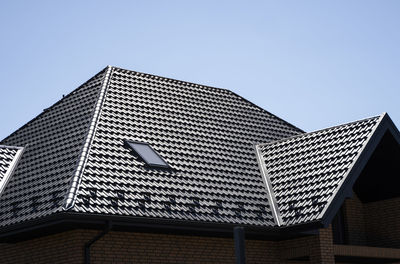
[0,146,24,197]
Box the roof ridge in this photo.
[0,67,109,143]
[257,113,384,148]
[63,66,113,210]
[0,145,23,150]
[111,66,304,133]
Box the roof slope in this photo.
[0,66,302,229]
[69,67,302,227]
[256,115,382,226]
[0,68,107,227]
[3,66,395,232]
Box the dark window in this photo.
[126,140,170,168]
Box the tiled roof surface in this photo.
[0,69,106,227]
[1,65,388,231]
[71,67,302,226]
[0,146,19,183]
[256,115,381,226]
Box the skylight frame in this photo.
[125,140,171,168]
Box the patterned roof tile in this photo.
[256,115,381,226]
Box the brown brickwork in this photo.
[1,207,399,264]
[341,193,400,248]
[0,229,282,264]
[0,228,339,264]
[342,193,367,245]
[0,229,87,264]
[364,196,400,248]
[309,226,334,264]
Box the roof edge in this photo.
[319,112,400,227]
[63,66,114,210]
[0,67,110,144]
[0,211,320,243]
[257,113,382,148]
[111,66,304,133]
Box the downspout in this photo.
[234,226,246,264]
[85,221,112,264]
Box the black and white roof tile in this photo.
[71,67,302,227]
[0,69,106,227]
[256,115,381,226]
[0,146,20,183]
[0,65,389,230]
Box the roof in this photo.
[0,66,302,229]
[256,115,382,226]
[0,66,398,235]
[0,68,106,227]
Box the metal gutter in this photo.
[234,226,246,264]
[64,66,113,210]
[85,221,112,264]
[254,145,283,226]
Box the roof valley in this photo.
[255,145,284,226]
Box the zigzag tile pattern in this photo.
[258,116,380,225]
[0,70,106,227]
[73,67,302,226]
[0,147,19,182]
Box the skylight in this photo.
[126,140,170,168]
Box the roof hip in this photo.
[63,66,114,210]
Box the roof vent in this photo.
[125,140,170,168]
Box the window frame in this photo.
[125,140,171,169]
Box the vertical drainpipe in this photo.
[234,226,246,264]
[85,221,112,264]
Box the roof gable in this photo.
[256,113,400,227]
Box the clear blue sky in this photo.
[1,1,399,139]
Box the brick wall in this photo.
[0,229,281,264]
[278,226,334,264]
[364,196,400,248]
[0,228,334,264]
[342,193,367,245]
[0,229,86,263]
[341,193,400,248]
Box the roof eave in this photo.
[0,211,322,243]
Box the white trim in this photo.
[0,146,24,197]
[254,145,283,226]
[63,66,113,210]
